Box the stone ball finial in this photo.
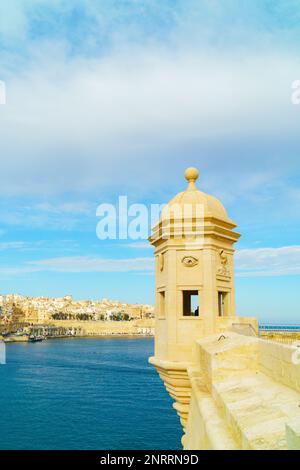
[184,167,199,185]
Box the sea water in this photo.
[0,337,182,450]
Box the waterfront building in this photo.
[149,167,300,450]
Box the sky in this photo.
[0,0,300,324]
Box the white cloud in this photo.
[0,44,299,198]
[0,241,27,251]
[0,245,300,278]
[0,0,299,206]
[35,202,91,215]
[126,242,153,249]
[0,1,28,40]
[0,255,154,279]
[236,246,300,277]
[0,202,93,231]
[0,239,79,256]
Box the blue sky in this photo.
[0,1,300,323]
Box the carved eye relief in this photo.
[182,256,198,267]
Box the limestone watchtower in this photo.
[149,167,243,363]
[149,169,300,451]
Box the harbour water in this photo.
[0,337,182,450]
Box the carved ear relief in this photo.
[217,250,231,277]
[182,256,198,267]
[158,253,164,271]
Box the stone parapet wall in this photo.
[258,339,300,392]
[260,330,300,344]
[151,331,300,450]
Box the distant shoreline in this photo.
[2,333,154,344]
[0,318,155,343]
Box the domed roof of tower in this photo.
[161,167,234,224]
